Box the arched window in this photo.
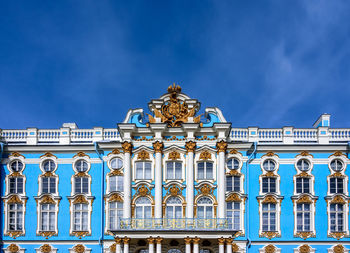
[197,197,213,219]
[168,250,182,253]
[135,197,152,219]
[166,197,182,218]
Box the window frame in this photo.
[135,161,153,180]
[166,161,183,180]
[197,161,214,180]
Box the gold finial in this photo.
[167,83,181,94]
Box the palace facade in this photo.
[1,85,350,253]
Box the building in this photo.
[1,84,350,253]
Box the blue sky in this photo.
[1,1,349,129]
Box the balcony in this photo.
[114,218,234,231]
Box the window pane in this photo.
[198,163,204,179]
[206,163,213,179]
[175,162,182,179]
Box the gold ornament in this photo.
[226,193,242,202]
[218,237,225,245]
[334,245,345,253]
[184,237,192,244]
[115,237,122,244]
[138,185,149,196]
[73,195,88,204]
[7,244,19,253]
[168,151,180,160]
[147,84,201,127]
[38,231,56,239]
[295,231,315,240]
[73,244,85,253]
[232,243,240,252]
[216,140,227,153]
[296,195,313,204]
[155,236,163,244]
[299,151,313,157]
[72,231,89,238]
[40,195,56,204]
[199,184,213,195]
[185,141,196,153]
[110,149,120,155]
[40,152,57,159]
[122,142,133,153]
[264,245,276,253]
[40,244,52,253]
[109,244,116,253]
[108,193,123,203]
[7,195,23,204]
[137,150,150,160]
[169,185,180,196]
[329,232,346,240]
[152,141,164,153]
[73,152,89,158]
[123,237,130,244]
[261,195,278,204]
[192,237,200,244]
[299,245,311,253]
[147,237,155,244]
[331,195,346,204]
[199,150,212,160]
[260,232,280,239]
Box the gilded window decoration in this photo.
[185,141,196,153]
[152,141,164,153]
[37,244,54,253]
[163,184,186,217]
[131,184,155,217]
[122,141,133,153]
[6,244,23,253]
[199,150,212,160]
[3,192,27,238]
[259,245,281,253]
[216,140,227,153]
[137,150,150,160]
[147,84,201,127]
[168,150,180,160]
[258,195,282,239]
[331,245,347,253]
[194,184,218,218]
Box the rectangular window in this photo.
[296,177,310,194]
[74,177,89,194]
[330,178,344,194]
[166,162,182,180]
[197,162,213,180]
[262,177,276,193]
[9,177,24,194]
[109,176,123,192]
[109,201,123,230]
[42,177,56,194]
[330,204,344,232]
[135,162,152,180]
[8,203,23,231]
[262,203,276,232]
[296,203,311,232]
[40,204,55,231]
[73,203,89,231]
[227,202,240,230]
[226,176,241,192]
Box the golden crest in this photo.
[199,150,212,160]
[7,195,23,204]
[216,140,227,153]
[296,195,313,204]
[298,151,313,158]
[264,245,276,253]
[40,244,52,253]
[168,151,180,160]
[73,244,85,253]
[73,152,89,158]
[226,193,242,202]
[185,141,196,153]
[299,245,311,253]
[147,84,201,127]
[121,142,133,153]
[295,232,315,240]
[40,195,56,204]
[137,150,150,160]
[138,185,149,196]
[332,151,344,157]
[152,141,164,153]
[108,193,123,203]
[330,195,346,204]
[7,244,19,253]
[334,245,345,253]
[199,184,213,195]
[261,195,278,204]
[73,195,88,204]
[169,185,180,196]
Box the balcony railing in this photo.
[115,218,233,231]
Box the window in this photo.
[296,203,311,232]
[109,201,123,230]
[262,177,276,193]
[75,160,88,172]
[8,203,23,231]
[73,203,88,231]
[168,250,182,253]
[330,204,344,232]
[110,158,123,170]
[42,177,56,194]
[9,177,24,194]
[297,159,310,171]
[330,159,344,172]
[74,177,89,194]
[330,178,344,194]
[263,159,276,171]
[262,203,276,232]
[166,197,182,218]
[109,175,123,192]
[10,160,24,172]
[197,197,213,219]
[296,178,310,194]
[166,161,182,180]
[135,197,152,219]
[227,202,240,230]
[135,162,152,180]
[197,162,213,180]
[227,158,240,170]
[226,176,240,192]
[40,204,55,231]
[42,159,56,172]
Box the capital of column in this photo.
[115,237,122,244]
[216,140,227,153]
[123,237,130,244]
[218,237,226,245]
[153,141,164,153]
[184,237,192,245]
[147,237,155,244]
[226,237,233,244]
[232,243,240,252]
[185,141,196,153]
[192,237,200,244]
[155,236,163,244]
[122,141,133,153]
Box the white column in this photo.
[184,237,192,253]
[123,237,130,253]
[116,238,122,253]
[156,237,162,253]
[216,141,227,219]
[122,142,132,219]
[185,141,196,219]
[193,237,200,253]
[153,141,164,219]
[148,237,155,253]
[226,238,233,253]
[218,238,225,253]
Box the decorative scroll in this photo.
[39,195,56,204]
[72,195,88,204]
[199,150,212,160]
[330,195,346,204]
[107,193,123,203]
[199,184,213,196]
[261,195,278,204]
[329,232,347,240]
[260,232,280,239]
[296,195,313,204]
[137,185,150,196]
[7,195,23,204]
[295,231,315,240]
[38,231,56,239]
[147,84,201,127]
[73,152,89,158]
[137,150,150,160]
[72,231,89,239]
[40,152,57,159]
[226,193,243,202]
